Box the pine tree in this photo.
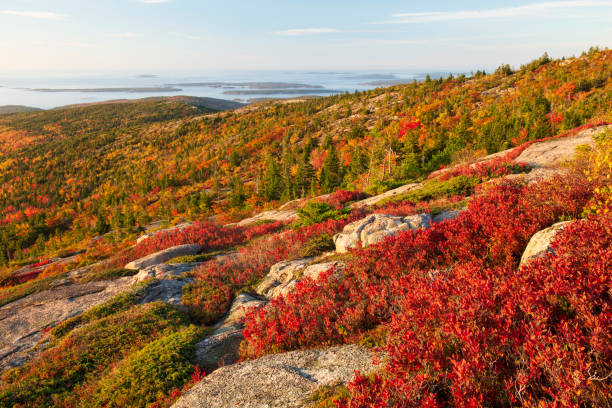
[349,146,368,178]
[320,144,342,193]
[262,156,282,200]
[296,152,315,197]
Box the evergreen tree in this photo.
[349,146,368,178]
[261,156,282,200]
[320,144,342,193]
[296,152,315,197]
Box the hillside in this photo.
[0,106,42,115]
[0,49,610,408]
[0,50,609,270]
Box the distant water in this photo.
[0,70,443,109]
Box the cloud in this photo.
[274,28,339,36]
[381,1,612,24]
[1,10,66,19]
[106,32,142,38]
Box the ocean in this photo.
[0,70,442,109]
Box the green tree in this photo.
[320,145,342,193]
[261,156,283,200]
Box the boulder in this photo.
[432,208,465,223]
[256,259,344,299]
[520,221,571,267]
[124,244,202,270]
[215,293,267,331]
[195,328,244,372]
[172,345,376,408]
[334,213,432,253]
[256,258,313,298]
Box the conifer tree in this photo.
[296,152,315,197]
[261,156,282,200]
[320,144,342,193]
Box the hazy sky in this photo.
[1,0,611,72]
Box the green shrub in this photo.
[306,382,351,408]
[300,234,335,258]
[76,326,204,408]
[50,281,151,339]
[77,267,137,283]
[293,202,348,228]
[407,175,480,202]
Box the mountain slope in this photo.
[0,49,609,268]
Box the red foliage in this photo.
[240,176,594,362]
[321,190,368,209]
[342,214,611,407]
[119,221,284,266]
[182,211,367,324]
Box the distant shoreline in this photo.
[29,86,182,93]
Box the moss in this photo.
[306,382,351,407]
[76,267,137,284]
[76,326,205,408]
[0,302,192,407]
[167,251,224,264]
[50,280,152,339]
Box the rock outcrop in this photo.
[136,222,193,244]
[514,126,605,168]
[351,183,421,208]
[256,258,313,298]
[124,244,202,270]
[433,208,465,223]
[235,209,298,227]
[256,258,343,299]
[173,345,376,408]
[194,293,267,372]
[131,262,202,283]
[520,221,571,267]
[0,277,134,373]
[334,213,432,253]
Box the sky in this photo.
[0,0,611,72]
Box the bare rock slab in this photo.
[515,125,609,168]
[124,244,202,270]
[136,222,193,244]
[351,183,421,208]
[520,221,571,267]
[173,345,375,408]
[334,213,432,253]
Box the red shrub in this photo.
[241,176,593,360]
[342,214,611,407]
[321,190,368,209]
[182,211,367,324]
